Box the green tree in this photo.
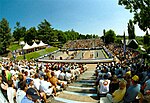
[78,34,86,39]
[37,19,53,44]
[144,31,150,45]
[104,29,116,44]
[57,30,67,43]
[85,34,93,39]
[0,18,11,53]
[118,0,150,32]
[13,22,26,42]
[128,19,135,39]
[24,27,37,45]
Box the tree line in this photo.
[0,18,99,54]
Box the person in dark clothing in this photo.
[109,75,119,94]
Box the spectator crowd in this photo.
[0,60,87,103]
[0,39,150,103]
[95,44,150,103]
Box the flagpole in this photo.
[123,31,126,59]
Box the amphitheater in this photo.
[37,42,115,103]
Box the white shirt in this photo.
[0,89,8,103]
[7,87,16,103]
[99,79,110,94]
[33,78,41,90]
[40,80,53,95]
[59,72,65,80]
[16,89,26,103]
[65,72,72,81]
[55,70,61,78]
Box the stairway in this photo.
[51,64,100,103]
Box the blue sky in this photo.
[0,0,145,36]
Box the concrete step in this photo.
[75,80,95,83]
[54,97,98,103]
[69,82,95,87]
[68,86,96,90]
[99,97,111,103]
[66,87,96,94]
[56,92,98,103]
[62,91,97,97]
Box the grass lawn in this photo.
[16,47,58,60]
[8,43,21,51]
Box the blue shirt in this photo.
[124,84,141,102]
[21,96,34,103]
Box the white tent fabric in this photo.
[23,41,48,50]
[23,43,32,50]
[32,42,38,48]
[38,41,48,47]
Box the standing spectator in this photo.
[124,75,142,103]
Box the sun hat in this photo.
[26,88,40,100]
[132,75,139,81]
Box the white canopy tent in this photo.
[32,42,38,48]
[38,41,48,47]
[23,41,48,50]
[23,43,32,50]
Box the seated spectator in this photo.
[98,74,110,95]
[1,71,9,102]
[17,73,24,89]
[16,81,28,103]
[7,80,16,103]
[0,74,9,103]
[142,73,150,94]
[21,88,40,103]
[107,79,127,103]
[33,73,41,90]
[49,72,66,90]
[28,79,34,88]
[142,90,150,103]
[40,75,56,96]
[65,70,73,83]
[109,75,119,94]
[58,70,65,80]
[124,72,131,88]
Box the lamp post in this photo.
[20,41,26,60]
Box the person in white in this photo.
[7,80,16,103]
[40,75,54,96]
[59,70,65,80]
[98,74,110,94]
[16,81,28,103]
[65,71,72,82]
[0,74,8,103]
[33,73,41,90]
